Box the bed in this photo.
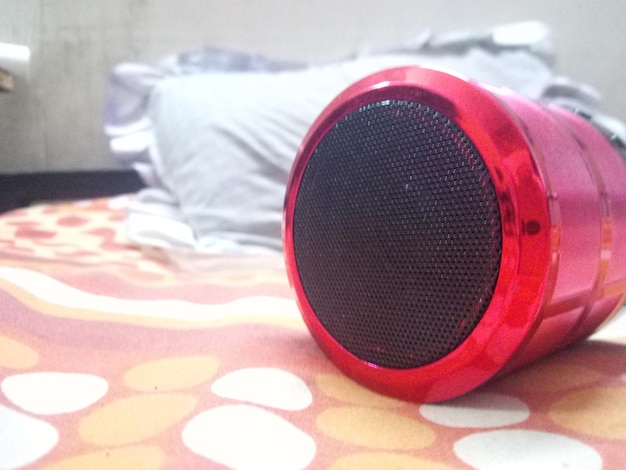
[1,197,625,469]
[1,23,626,469]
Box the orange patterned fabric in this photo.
[0,197,625,469]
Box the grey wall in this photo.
[1,0,625,173]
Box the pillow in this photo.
[106,22,609,255]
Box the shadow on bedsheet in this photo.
[486,339,625,400]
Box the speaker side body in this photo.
[283,67,626,403]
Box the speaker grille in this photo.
[293,100,502,369]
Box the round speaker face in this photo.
[292,99,502,369]
[284,67,555,402]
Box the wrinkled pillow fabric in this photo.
[106,22,615,255]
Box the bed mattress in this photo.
[0,196,625,469]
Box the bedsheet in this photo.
[0,197,625,469]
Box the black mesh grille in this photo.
[293,100,502,369]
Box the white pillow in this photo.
[106,22,608,255]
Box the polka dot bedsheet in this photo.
[0,196,625,469]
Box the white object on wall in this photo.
[0,43,31,80]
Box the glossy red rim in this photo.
[283,67,553,402]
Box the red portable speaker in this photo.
[283,66,626,403]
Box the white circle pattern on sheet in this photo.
[0,404,59,469]
[182,404,316,469]
[211,367,313,411]
[453,429,602,470]
[1,372,108,415]
[589,310,626,340]
[419,392,530,428]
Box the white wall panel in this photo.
[0,0,624,173]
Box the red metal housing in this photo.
[283,67,626,402]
